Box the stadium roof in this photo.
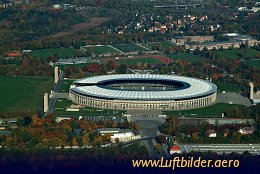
[72,74,217,101]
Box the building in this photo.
[69,74,217,111]
[239,126,255,135]
[96,128,138,143]
[169,145,181,154]
[205,129,217,137]
[171,35,214,45]
[185,40,241,50]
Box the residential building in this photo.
[169,145,181,154]
[239,126,255,135]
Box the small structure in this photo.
[239,126,255,135]
[54,66,59,83]
[169,145,181,154]
[43,93,49,113]
[250,82,254,100]
[205,129,217,137]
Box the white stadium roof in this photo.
[71,74,217,100]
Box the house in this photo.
[239,126,255,135]
[169,145,181,154]
[205,129,217,137]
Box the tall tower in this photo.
[44,93,49,113]
[250,82,254,100]
[54,66,59,83]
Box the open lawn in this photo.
[242,59,260,69]
[211,48,260,59]
[163,103,245,117]
[60,79,74,92]
[29,48,79,59]
[112,43,147,52]
[0,76,53,112]
[168,53,202,62]
[160,41,174,49]
[214,82,243,93]
[117,57,162,64]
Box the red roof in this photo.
[170,145,180,151]
[7,53,22,57]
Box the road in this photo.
[179,144,260,155]
[46,71,63,116]
[129,116,167,159]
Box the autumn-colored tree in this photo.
[82,133,89,145]
[71,136,78,146]
[87,63,101,73]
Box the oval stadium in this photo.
[69,74,217,110]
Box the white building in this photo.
[97,128,139,142]
[239,126,255,135]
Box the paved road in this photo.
[55,115,127,123]
[46,72,63,116]
[53,93,70,99]
[179,144,260,155]
[129,116,166,159]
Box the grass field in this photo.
[214,82,243,93]
[242,59,260,69]
[117,57,162,64]
[112,43,147,52]
[85,45,120,54]
[148,41,174,50]
[168,53,202,62]
[29,48,79,59]
[137,43,151,50]
[0,76,53,112]
[160,41,174,49]
[60,79,74,92]
[163,103,245,117]
[211,48,260,59]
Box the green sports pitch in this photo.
[82,45,121,54]
[0,76,53,112]
[112,43,147,52]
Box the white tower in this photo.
[250,82,254,100]
[44,93,49,113]
[54,66,59,83]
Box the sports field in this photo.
[83,45,120,54]
[211,48,260,59]
[117,57,162,64]
[168,53,202,62]
[242,59,260,69]
[112,43,147,52]
[29,48,79,59]
[148,41,174,50]
[163,103,245,117]
[0,76,53,112]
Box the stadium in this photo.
[69,74,217,110]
